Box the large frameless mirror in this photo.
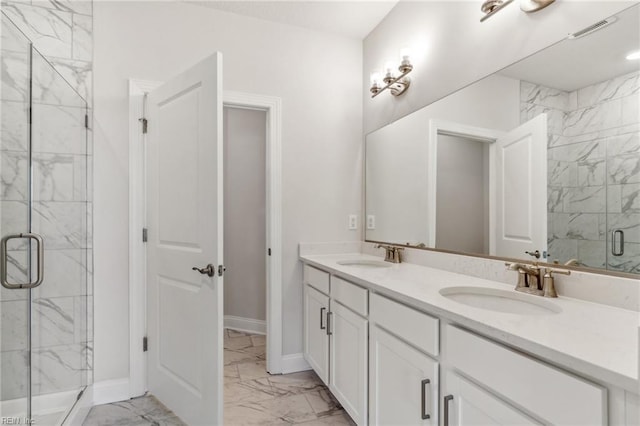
[365,4,640,275]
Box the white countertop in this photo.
[300,252,640,393]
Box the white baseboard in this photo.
[64,386,93,425]
[92,378,130,406]
[225,315,266,335]
[1,389,79,420]
[281,353,311,374]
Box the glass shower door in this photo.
[1,12,90,424]
[1,12,33,422]
[29,48,89,424]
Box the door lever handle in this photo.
[192,264,215,277]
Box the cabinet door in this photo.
[329,301,368,425]
[442,371,541,426]
[370,326,438,425]
[304,284,329,384]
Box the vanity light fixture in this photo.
[626,50,640,60]
[481,0,555,22]
[480,0,514,22]
[370,48,413,98]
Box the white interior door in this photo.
[493,114,547,260]
[146,53,224,425]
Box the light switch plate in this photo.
[348,214,358,230]
[367,215,376,230]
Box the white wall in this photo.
[93,2,362,382]
[363,1,637,133]
[224,107,267,322]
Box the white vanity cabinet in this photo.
[442,325,607,426]
[441,371,540,426]
[329,300,368,425]
[303,266,369,425]
[303,283,329,383]
[301,260,638,426]
[369,293,440,425]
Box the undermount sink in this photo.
[439,286,561,315]
[337,259,392,269]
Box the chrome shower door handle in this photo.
[611,229,624,256]
[1,233,44,289]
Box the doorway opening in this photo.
[222,105,269,382]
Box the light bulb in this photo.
[626,50,640,60]
[370,72,381,85]
[384,61,395,74]
[400,47,411,62]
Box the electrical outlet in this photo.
[367,215,376,230]
[348,214,358,230]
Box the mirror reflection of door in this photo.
[433,114,547,260]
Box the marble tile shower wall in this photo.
[0,0,93,401]
[521,71,640,273]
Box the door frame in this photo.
[427,119,504,253]
[128,79,283,397]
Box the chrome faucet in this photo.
[506,262,570,298]
[375,244,404,263]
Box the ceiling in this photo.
[187,0,399,40]
[499,4,640,91]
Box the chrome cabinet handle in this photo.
[192,264,215,277]
[444,395,454,426]
[326,311,333,336]
[612,229,624,256]
[320,307,326,330]
[1,233,44,289]
[421,378,431,420]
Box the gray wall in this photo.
[224,107,267,322]
[435,134,490,254]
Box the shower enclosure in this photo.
[1,13,91,424]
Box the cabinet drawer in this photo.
[370,293,439,357]
[304,264,329,295]
[445,325,607,425]
[331,276,368,316]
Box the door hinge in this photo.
[139,117,148,134]
[143,336,148,352]
[76,389,84,401]
[268,248,271,256]
[84,114,89,129]
[142,228,148,242]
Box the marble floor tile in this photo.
[225,348,260,366]
[224,403,290,425]
[238,360,271,381]
[85,329,352,425]
[250,334,266,347]
[237,394,317,424]
[224,379,279,406]
[83,395,185,426]
[225,364,241,384]
[223,329,353,425]
[297,411,356,426]
[225,335,254,351]
[304,388,343,417]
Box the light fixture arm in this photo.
[371,67,412,98]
